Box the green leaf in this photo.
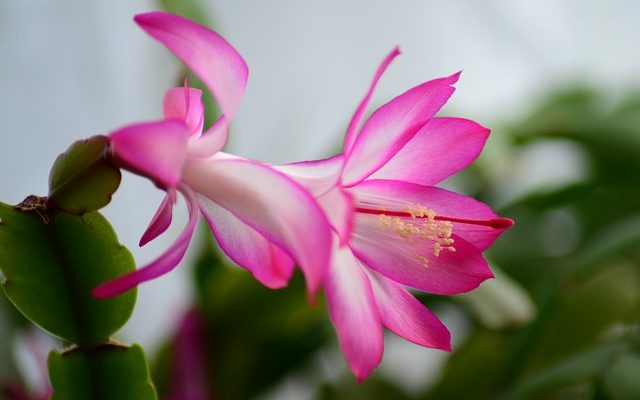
[48,344,157,400]
[603,353,640,400]
[47,135,121,215]
[0,201,136,347]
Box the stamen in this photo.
[357,206,513,229]
[375,204,455,262]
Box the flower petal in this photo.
[325,240,383,382]
[139,189,177,247]
[181,157,332,295]
[352,179,512,251]
[366,269,451,350]
[135,11,248,119]
[199,195,295,289]
[109,119,189,189]
[93,187,199,298]
[163,86,205,136]
[342,72,460,186]
[368,117,490,185]
[275,155,344,196]
[317,186,355,246]
[343,47,401,153]
[187,115,228,158]
[351,221,492,295]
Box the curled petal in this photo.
[325,241,383,382]
[93,187,199,298]
[275,155,344,196]
[163,87,205,136]
[135,12,248,119]
[199,195,295,289]
[342,72,460,186]
[368,117,490,186]
[139,189,177,246]
[181,157,332,295]
[109,119,189,189]
[187,115,228,158]
[367,269,451,350]
[344,47,401,153]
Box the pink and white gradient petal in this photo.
[341,72,460,186]
[367,269,451,350]
[93,186,200,298]
[343,47,401,153]
[275,155,344,197]
[135,12,248,119]
[163,87,205,136]
[351,221,493,295]
[368,117,490,186]
[139,189,177,247]
[199,195,295,289]
[325,241,383,382]
[187,115,229,158]
[181,157,332,295]
[109,119,190,189]
[316,186,355,245]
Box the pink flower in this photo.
[277,48,513,381]
[93,12,331,298]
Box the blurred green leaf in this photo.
[0,202,136,347]
[525,264,640,369]
[573,213,640,279]
[422,329,514,400]
[316,377,411,400]
[48,344,157,400]
[500,343,627,400]
[158,0,210,26]
[602,353,640,400]
[47,136,121,215]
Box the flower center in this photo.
[356,204,513,267]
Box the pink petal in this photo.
[317,186,355,245]
[353,179,512,251]
[181,157,332,296]
[343,47,401,153]
[93,187,199,298]
[199,195,295,289]
[342,72,461,186]
[351,223,493,295]
[163,86,205,136]
[368,117,490,186]
[275,155,344,196]
[325,239,383,382]
[187,115,228,158]
[367,270,451,350]
[135,12,248,119]
[109,119,189,189]
[139,189,177,247]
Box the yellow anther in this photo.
[378,204,456,258]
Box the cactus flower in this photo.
[277,48,513,381]
[93,12,331,298]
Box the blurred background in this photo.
[1,0,639,399]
